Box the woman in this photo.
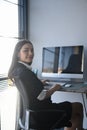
[8,40,83,130]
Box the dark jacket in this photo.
[12,63,52,110]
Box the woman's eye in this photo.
[23,48,33,53]
[23,49,28,52]
[31,49,33,53]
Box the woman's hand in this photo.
[53,84,62,91]
[44,83,62,99]
[41,79,50,85]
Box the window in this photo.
[0,0,28,130]
[0,0,28,75]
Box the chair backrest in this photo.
[14,76,30,130]
[15,77,29,109]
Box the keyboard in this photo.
[44,81,67,89]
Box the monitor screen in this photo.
[42,45,84,81]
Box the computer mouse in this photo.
[64,84,72,87]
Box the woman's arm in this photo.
[37,84,61,101]
[45,84,61,98]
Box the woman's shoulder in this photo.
[12,63,29,77]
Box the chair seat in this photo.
[30,121,72,130]
[29,111,72,129]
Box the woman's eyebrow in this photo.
[23,47,29,49]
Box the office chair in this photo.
[14,76,72,130]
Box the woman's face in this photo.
[18,43,34,64]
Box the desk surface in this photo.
[45,82,87,93]
[60,82,87,93]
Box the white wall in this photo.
[28,0,87,128]
[28,0,87,78]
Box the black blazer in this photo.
[12,63,52,110]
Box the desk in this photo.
[59,82,87,117]
[46,82,87,118]
[48,82,87,129]
[60,82,87,93]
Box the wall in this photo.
[28,0,87,128]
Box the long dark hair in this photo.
[8,39,33,79]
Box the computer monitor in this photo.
[42,45,84,82]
